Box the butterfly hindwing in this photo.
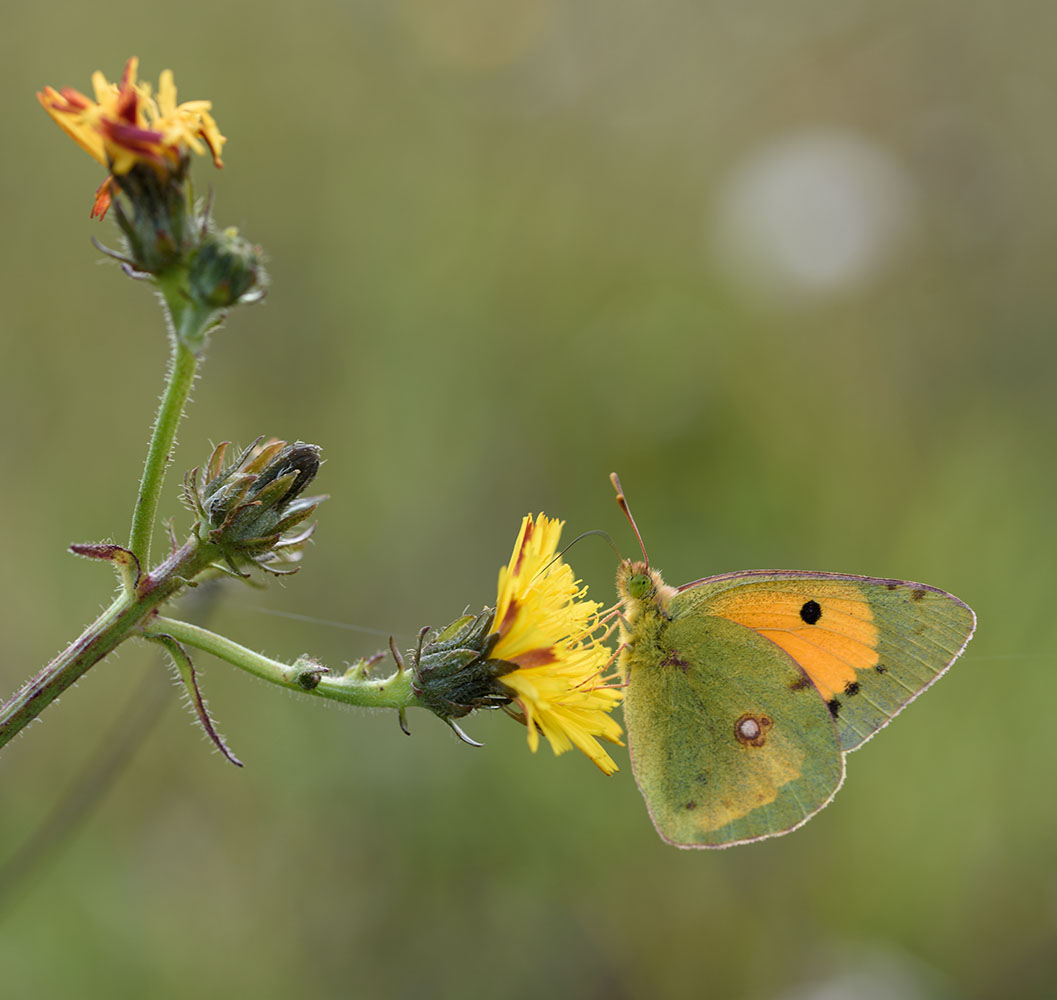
[680,571,977,752]
[623,611,844,848]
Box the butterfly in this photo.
[610,474,976,849]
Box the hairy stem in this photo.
[0,538,218,752]
[146,616,420,711]
[128,337,198,570]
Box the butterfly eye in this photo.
[628,573,653,600]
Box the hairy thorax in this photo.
[616,560,678,678]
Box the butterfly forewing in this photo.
[679,571,976,752]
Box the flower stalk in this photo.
[128,335,198,569]
[144,616,419,711]
[0,534,221,750]
[0,59,280,757]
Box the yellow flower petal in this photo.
[37,86,108,165]
[157,69,177,117]
[493,514,623,774]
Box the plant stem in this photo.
[0,272,223,752]
[0,538,217,752]
[128,336,198,570]
[146,616,420,711]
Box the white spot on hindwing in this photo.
[734,712,772,747]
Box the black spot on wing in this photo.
[844,681,861,696]
[800,600,822,624]
[827,698,842,718]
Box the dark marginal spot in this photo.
[827,698,842,718]
[790,674,813,692]
[685,800,697,811]
[911,588,926,602]
[886,583,898,591]
[735,713,772,747]
[800,600,822,625]
[659,649,690,671]
[844,681,861,696]
[875,663,888,674]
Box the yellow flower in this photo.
[492,514,623,774]
[38,57,225,217]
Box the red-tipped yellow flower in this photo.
[38,57,225,218]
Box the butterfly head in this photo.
[616,559,676,617]
[622,561,655,600]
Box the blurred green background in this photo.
[1,1,1055,997]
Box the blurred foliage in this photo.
[1,1,1055,997]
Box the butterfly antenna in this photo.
[533,530,622,582]
[610,472,649,566]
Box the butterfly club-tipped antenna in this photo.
[610,472,649,567]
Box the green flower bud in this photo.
[188,226,267,308]
[184,438,325,576]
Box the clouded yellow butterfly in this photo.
[611,474,976,849]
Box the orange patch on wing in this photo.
[709,584,879,701]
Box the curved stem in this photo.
[0,538,217,751]
[147,615,420,711]
[128,337,198,571]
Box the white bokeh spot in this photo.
[712,129,918,299]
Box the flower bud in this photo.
[188,227,267,308]
[184,438,325,576]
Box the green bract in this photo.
[184,438,325,577]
